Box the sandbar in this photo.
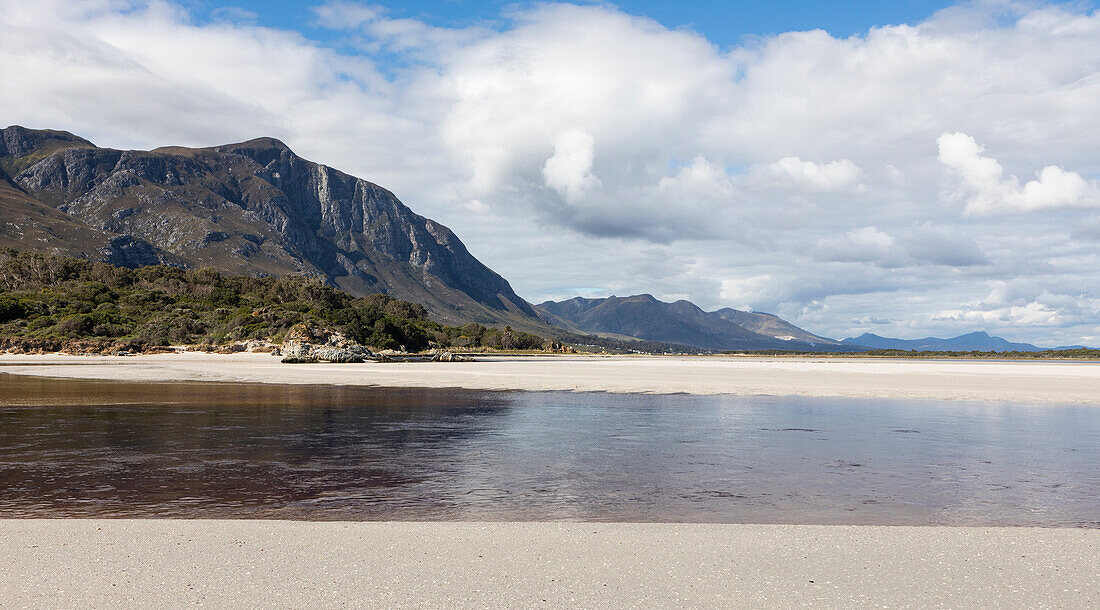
[0,520,1096,607]
[1,352,1098,403]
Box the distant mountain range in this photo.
[0,126,544,332]
[537,294,854,352]
[841,331,1047,352]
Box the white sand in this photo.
[0,520,1096,608]
[1,352,1098,403]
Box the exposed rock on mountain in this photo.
[0,126,540,330]
[711,308,836,345]
[537,294,851,352]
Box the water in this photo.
[0,373,1097,525]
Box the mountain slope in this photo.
[712,308,836,344]
[537,294,850,351]
[1,126,543,331]
[841,331,1044,352]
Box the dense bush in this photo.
[0,249,548,353]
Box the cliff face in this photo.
[0,126,539,328]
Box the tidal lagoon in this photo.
[2,373,1096,526]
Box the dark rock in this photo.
[99,235,173,268]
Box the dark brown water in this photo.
[0,373,1097,525]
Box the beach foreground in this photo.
[2,352,1099,403]
[1,521,1096,607]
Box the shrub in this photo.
[0,249,547,353]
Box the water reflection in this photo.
[0,373,1097,526]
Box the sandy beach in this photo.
[3,354,1098,607]
[1,352,1099,403]
[0,521,1094,607]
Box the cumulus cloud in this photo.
[748,157,864,193]
[542,128,600,201]
[813,224,988,268]
[934,301,1063,326]
[931,283,1096,327]
[1,0,1099,343]
[938,132,1099,215]
[814,227,908,267]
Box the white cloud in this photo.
[1,0,1099,344]
[542,128,600,201]
[313,1,383,30]
[464,199,490,214]
[210,7,259,24]
[813,224,987,268]
[749,157,864,193]
[937,132,1099,214]
[934,301,1063,326]
[814,227,907,267]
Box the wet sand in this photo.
[1,520,1096,607]
[1,352,1099,403]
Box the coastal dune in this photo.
[1,521,1096,607]
[1,352,1099,403]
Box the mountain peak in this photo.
[1,125,95,160]
[211,137,294,166]
[226,136,291,151]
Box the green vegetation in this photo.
[0,249,546,354]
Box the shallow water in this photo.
[0,373,1097,525]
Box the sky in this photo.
[180,1,959,47]
[2,0,1099,346]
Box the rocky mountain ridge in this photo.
[537,294,852,352]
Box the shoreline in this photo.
[1,520,1096,607]
[2,352,1099,403]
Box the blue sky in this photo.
[191,0,959,47]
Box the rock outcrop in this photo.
[430,351,473,362]
[278,323,377,364]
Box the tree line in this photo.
[0,249,547,354]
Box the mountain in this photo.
[710,308,836,345]
[0,126,544,331]
[841,331,1045,352]
[537,294,851,352]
